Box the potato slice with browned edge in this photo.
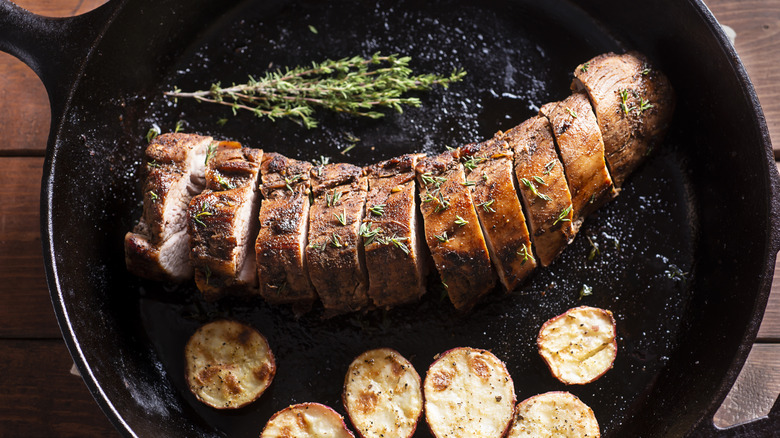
[537,306,617,385]
[424,347,516,438]
[261,403,356,438]
[343,348,422,438]
[507,391,600,437]
[185,320,275,409]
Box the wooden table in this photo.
[0,0,778,436]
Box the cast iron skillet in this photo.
[1,0,779,436]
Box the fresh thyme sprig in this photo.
[165,53,467,128]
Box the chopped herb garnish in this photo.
[517,244,533,265]
[542,159,556,175]
[326,190,342,207]
[565,107,578,119]
[578,284,593,300]
[454,215,468,227]
[308,25,318,34]
[174,120,185,133]
[205,142,218,165]
[147,160,161,169]
[462,156,486,171]
[435,232,449,242]
[482,172,488,181]
[313,155,330,176]
[215,173,234,190]
[533,175,546,186]
[387,235,410,254]
[194,201,213,226]
[334,210,348,226]
[638,97,653,113]
[580,61,590,73]
[216,118,228,126]
[433,192,450,212]
[521,177,552,201]
[359,222,381,246]
[368,204,385,216]
[619,88,634,115]
[329,233,343,248]
[284,174,303,192]
[309,242,325,250]
[553,206,572,225]
[149,191,159,201]
[146,124,161,143]
[587,236,600,261]
[421,172,447,188]
[478,199,496,213]
[461,180,476,187]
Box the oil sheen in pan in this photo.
[134,1,695,437]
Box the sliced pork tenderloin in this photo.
[188,142,263,300]
[363,154,429,309]
[306,163,370,315]
[255,153,316,310]
[540,92,617,232]
[502,117,575,267]
[572,51,676,187]
[125,133,212,281]
[460,138,537,291]
[416,150,495,311]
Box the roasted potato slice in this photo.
[343,348,422,438]
[184,320,275,409]
[424,347,516,438]
[261,403,355,438]
[537,306,617,385]
[507,391,600,437]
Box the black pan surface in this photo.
[7,0,777,436]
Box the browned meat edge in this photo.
[460,138,537,291]
[363,154,429,309]
[125,133,212,281]
[416,150,495,311]
[540,92,617,232]
[572,51,676,187]
[306,162,370,315]
[255,153,316,309]
[189,142,263,300]
[503,116,575,267]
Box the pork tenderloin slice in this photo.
[540,92,617,232]
[416,150,495,311]
[125,133,212,281]
[188,142,263,300]
[255,153,316,309]
[363,154,428,309]
[306,162,370,314]
[461,138,537,291]
[572,51,676,187]
[502,116,575,267]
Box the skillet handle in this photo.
[0,0,124,125]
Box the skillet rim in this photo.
[36,0,779,436]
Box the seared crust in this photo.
[460,138,537,291]
[307,163,370,314]
[503,117,574,267]
[416,150,495,311]
[540,92,616,231]
[255,153,316,308]
[363,154,428,309]
[125,133,212,281]
[572,51,676,186]
[188,142,263,300]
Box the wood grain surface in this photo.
[0,0,777,436]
